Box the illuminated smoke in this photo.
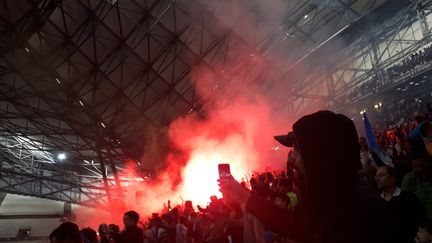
[73,0,336,228]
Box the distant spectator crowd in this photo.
[333,44,432,107]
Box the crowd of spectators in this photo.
[358,91,431,131]
[48,102,432,243]
[357,102,432,243]
[49,169,301,243]
[332,44,432,107]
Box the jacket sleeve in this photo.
[245,193,304,240]
[405,191,426,224]
[401,172,414,193]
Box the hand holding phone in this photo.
[218,163,231,180]
[218,163,251,205]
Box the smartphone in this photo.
[218,163,231,179]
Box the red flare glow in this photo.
[179,139,252,206]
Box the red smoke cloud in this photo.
[74,0,317,229]
[75,68,294,229]
[125,62,293,214]
[169,97,284,205]
[74,48,296,233]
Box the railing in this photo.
[333,60,432,111]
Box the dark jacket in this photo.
[246,111,396,243]
[386,190,425,243]
[116,226,144,243]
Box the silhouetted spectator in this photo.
[98,224,110,243]
[110,224,121,241]
[183,200,195,217]
[50,222,82,243]
[80,228,97,243]
[117,210,144,243]
[176,216,188,243]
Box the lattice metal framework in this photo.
[286,0,432,117]
[1,0,413,207]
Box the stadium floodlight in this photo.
[57,153,66,160]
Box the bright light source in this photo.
[78,100,84,106]
[57,153,66,160]
[100,122,106,128]
[374,104,379,109]
[304,14,308,19]
[55,78,61,84]
[378,102,382,107]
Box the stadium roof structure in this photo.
[0,0,408,207]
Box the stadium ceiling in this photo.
[0,0,391,206]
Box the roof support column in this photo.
[415,1,431,38]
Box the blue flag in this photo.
[409,121,425,139]
[363,112,380,154]
[363,112,394,167]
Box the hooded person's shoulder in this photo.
[350,180,396,243]
[351,179,390,213]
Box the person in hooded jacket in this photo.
[219,110,396,243]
